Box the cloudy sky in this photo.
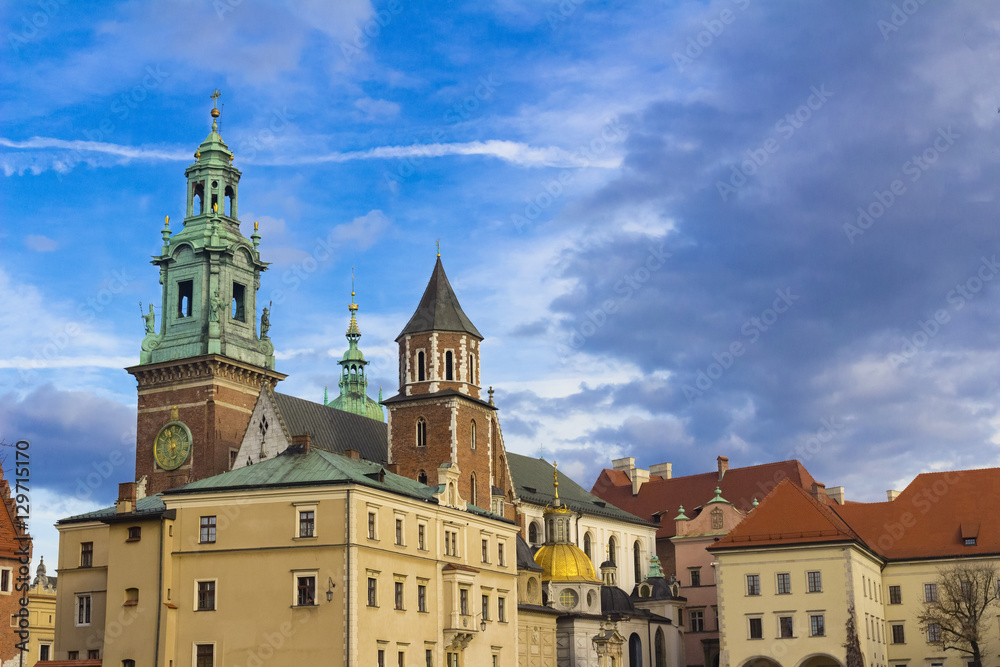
[4,0,1000,566]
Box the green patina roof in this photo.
[58,495,167,524]
[397,257,482,340]
[506,453,657,527]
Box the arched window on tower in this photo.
[417,351,426,382]
[470,472,477,507]
[528,521,539,544]
[416,418,427,447]
[193,182,205,215]
[470,421,476,450]
[445,351,454,380]
[469,353,475,384]
[583,532,593,561]
[608,536,618,565]
[633,540,642,583]
[417,470,428,485]
[210,180,219,213]
[224,185,235,217]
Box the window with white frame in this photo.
[924,583,938,602]
[418,523,427,551]
[293,572,317,606]
[368,508,379,540]
[76,594,92,626]
[746,574,760,596]
[200,516,216,544]
[196,580,216,611]
[194,644,214,667]
[296,507,316,538]
[807,570,822,592]
[367,575,378,607]
[927,623,941,642]
[748,617,763,639]
[444,528,459,556]
[776,572,791,594]
[690,609,704,632]
[396,516,405,546]
[810,614,825,637]
[498,541,506,567]
[779,616,793,638]
[0,568,11,594]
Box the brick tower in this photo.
[126,93,285,495]
[385,255,516,518]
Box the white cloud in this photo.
[24,234,58,252]
[354,97,401,120]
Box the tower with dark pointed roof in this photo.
[325,283,385,422]
[385,254,515,518]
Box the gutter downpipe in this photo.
[155,517,164,667]
[346,488,352,667]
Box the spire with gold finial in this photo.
[210,88,222,132]
[347,267,360,337]
[436,239,440,257]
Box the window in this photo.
[633,541,642,582]
[0,570,9,593]
[470,472,477,506]
[608,536,617,564]
[76,594,92,626]
[810,614,825,637]
[39,646,50,661]
[396,518,404,545]
[746,574,761,596]
[231,282,246,321]
[924,583,938,602]
[779,616,793,638]
[367,577,378,607]
[498,542,506,567]
[583,532,592,560]
[67,652,79,661]
[418,524,427,550]
[398,651,405,667]
[690,568,701,587]
[416,418,427,447]
[776,572,791,594]
[482,538,489,563]
[299,510,315,538]
[470,421,476,450]
[892,624,905,644]
[690,609,704,632]
[124,587,138,606]
[928,623,941,642]
[178,280,193,318]
[368,511,378,540]
[445,351,454,380]
[469,353,475,384]
[459,588,469,616]
[889,585,901,604]
[498,596,506,622]
[426,649,433,667]
[418,470,428,484]
[482,594,490,620]
[197,581,215,611]
[395,581,405,610]
[749,617,763,639]
[195,644,214,667]
[528,522,539,544]
[200,516,216,543]
[88,650,100,659]
[378,649,386,667]
[807,570,822,592]
[80,542,93,567]
[964,537,977,546]
[417,350,426,382]
[127,526,141,542]
[296,575,316,606]
[445,529,458,556]
[418,584,427,612]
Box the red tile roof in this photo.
[590,459,822,540]
[712,467,1000,561]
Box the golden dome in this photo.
[533,543,601,583]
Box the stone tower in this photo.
[384,255,515,518]
[126,94,285,495]
[325,284,385,422]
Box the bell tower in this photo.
[127,92,286,495]
[385,253,515,519]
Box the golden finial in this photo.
[213,202,218,213]
[170,405,179,421]
[349,267,359,312]
[553,461,560,503]
[210,89,222,118]
[436,239,440,257]
[254,221,259,231]
[229,153,234,163]
[164,215,170,228]
[194,150,201,161]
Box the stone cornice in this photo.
[126,354,286,389]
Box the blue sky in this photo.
[4,0,1000,568]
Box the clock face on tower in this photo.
[154,422,192,471]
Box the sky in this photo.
[4,0,1000,569]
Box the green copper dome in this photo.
[325,289,384,422]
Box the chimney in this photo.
[826,486,846,505]
[291,434,311,453]
[116,482,136,514]
[649,463,672,479]
[344,448,361,460]
[385,463,398,474]
[631,468,649,496]
[612,457,635,473]
[811,481,827,501]
[717,456,729,481]
[886,490,900,501]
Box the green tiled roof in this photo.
[507,453,656,527]
[58,495,167,524]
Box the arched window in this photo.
[470,473,477,506]
[417,351,426,382]
[654,628,666,667]
[416,418,427,447]
[445,351,454,380]
[417,470,428,484]
[528,521,539,544]
[224,185,235,217]
[629,633,643,667]
[583,533,593,561]
[210,180,219,213]
[608,536,617,565]
[634,540,642,583]
[469,353,475,384]
[193,182,205,215]
[470,421,477,450]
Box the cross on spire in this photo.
[436,239,440,257]
[210,89,222,108]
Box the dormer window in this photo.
[964,537,977,546]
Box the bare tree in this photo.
[843,604,865,667]
[918,562,999,667]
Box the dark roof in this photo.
[397,257,483,340]
[507,453,656,527]
[382,387,495,409]
[58,495,167,524]
[590,459,821,540]
[601,584,637,616]
[516,534,544,572]
[274,392,388,463]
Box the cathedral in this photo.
[52,100,685,667]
